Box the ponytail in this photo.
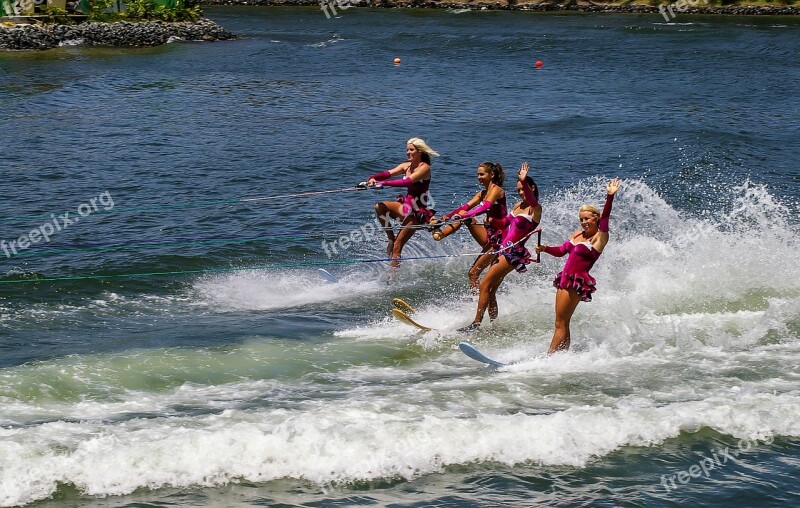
[479,162,505,186]
[492,163,505,186]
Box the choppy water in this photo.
[1,6,799,507]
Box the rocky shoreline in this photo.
[199,0,800,17]
[0,18,235,51]
[2,1,796,51]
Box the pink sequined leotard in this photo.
[370,168,435,223]
[497,181,540,272]
[544,193,614,301]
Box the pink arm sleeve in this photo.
[521,181,538,208]
[369,170,391,181]
[380,177,413,188]
[544,240,571,257]
[598,194,614,233]
[443,203,470,220]
[459,200,492,219]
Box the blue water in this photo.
[1,7,799,507]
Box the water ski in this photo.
[317,268,338,283]
[458,342,507,367]
[391,308,432,331]
[392,298,416,315]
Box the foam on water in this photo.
[1,179,799,506]
[2,373,799,507]
[192,268,387,311]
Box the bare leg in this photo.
[432,220,462,241]
[471,257,513,325]
[466,221,488,247]
[548,288,582,354]
[468,252,496,293]
[488,293,499,321]
[375,201,405,256]
[390,215,419,267]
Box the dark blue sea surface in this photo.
[0,7,799,507]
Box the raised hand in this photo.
[518,161,529,181]
[607,178,621,196]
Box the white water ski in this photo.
[317,268,338,283]
[459,342,507,367]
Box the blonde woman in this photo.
[535,179,621,353]
[367,138,439,266]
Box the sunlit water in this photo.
[0,7,799,507]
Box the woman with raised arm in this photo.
[431,161,508,291]
[367,138,439,266]
[535,179,621,354]
[460,162,542,332]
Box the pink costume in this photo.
[543,193,614,302]
[497,181,539,273]
[370,169,435,223]
[443,191,508,250]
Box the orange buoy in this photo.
[393,57,401,64]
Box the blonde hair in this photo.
[579,204,600,217]
[407,138,440,160]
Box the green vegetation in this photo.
[86,0,114,20]
[37,5,72,24]
[125,0,160,19]
[49,0,202,23]
[119,0,202,21]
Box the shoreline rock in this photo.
[3,1,795,51]
[198,0,800,17]
[0,18,236,51]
